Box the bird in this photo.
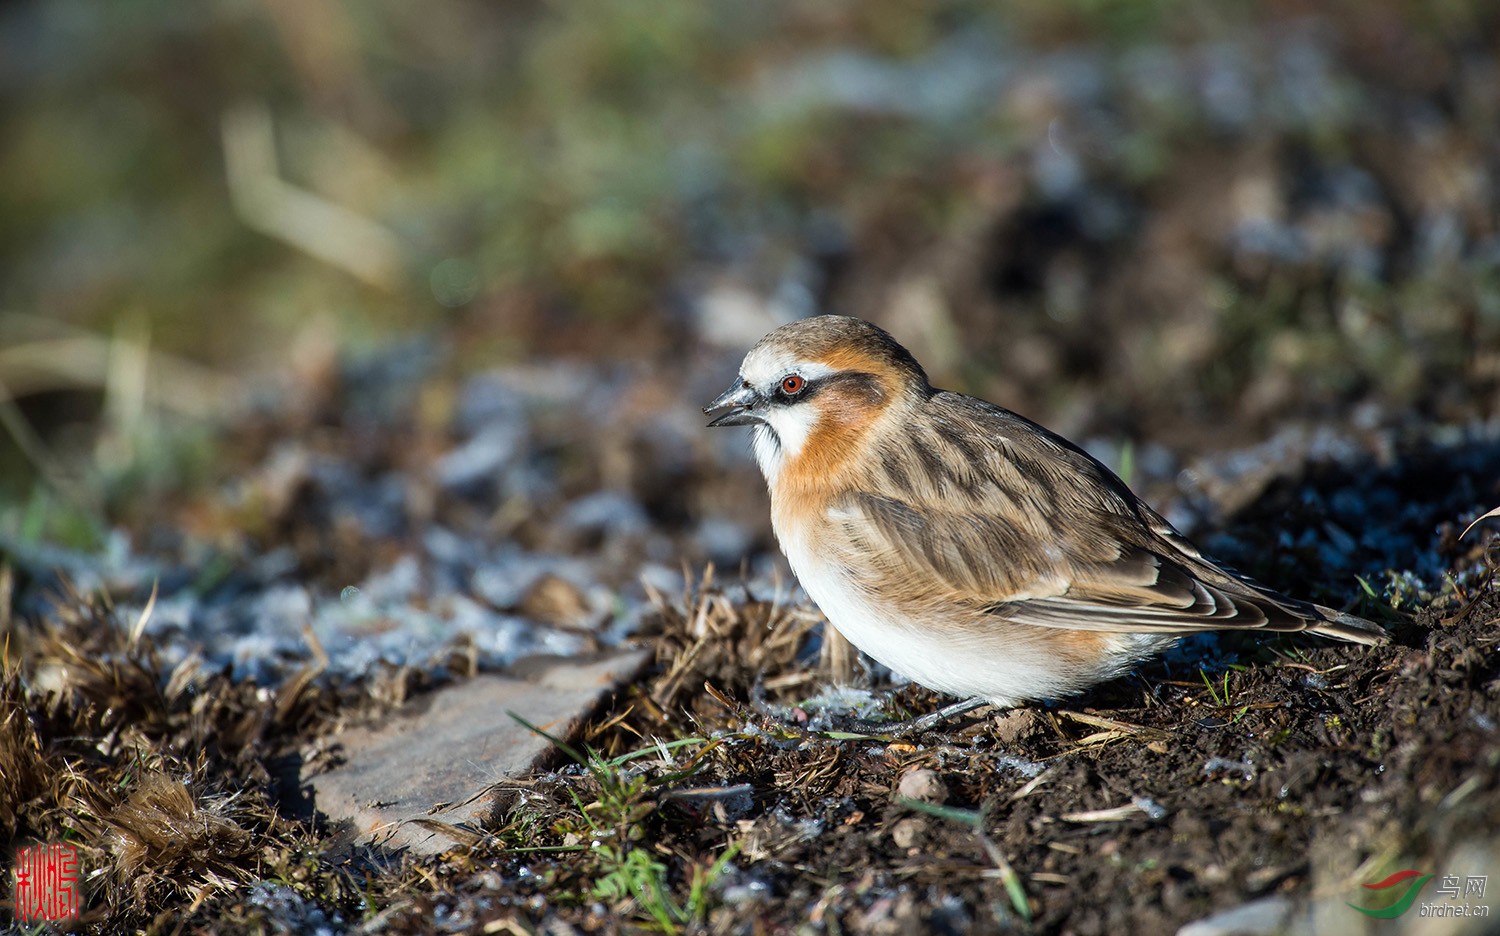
[703,315,1385,722]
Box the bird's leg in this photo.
[859,696,994,737]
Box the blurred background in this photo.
[2,0,1498,556]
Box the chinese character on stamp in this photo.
[12,843,80,922]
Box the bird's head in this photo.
[703,315,930,481]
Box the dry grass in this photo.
[1,583,403,928]
[643,566,823,716]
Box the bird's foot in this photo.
[844,697,995,738]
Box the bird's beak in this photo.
[703,379,764,427]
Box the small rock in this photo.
[453,372,525,434]
[718,868,773,908]
[560,491,649,541]
[435,422,523,493]
[1202,757,1255,781]
[1175,896,1292,936]
[890,816,926,849]
[853,891,920,936]
[896,768,947,804]
[472,551,549,608]
[521,573,594,627]
[989,709,1043,744]
[245,882,340,936]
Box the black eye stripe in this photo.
[772,371,877,403]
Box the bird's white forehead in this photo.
[740,347,836,389]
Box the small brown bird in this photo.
[705,315,1384,716]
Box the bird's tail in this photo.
[1309,606,1389,645]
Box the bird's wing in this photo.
[828,392,1340,636]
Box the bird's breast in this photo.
[768,491,1165,706]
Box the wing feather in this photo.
[832,391,1382,642]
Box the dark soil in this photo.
[5,5,1500,932]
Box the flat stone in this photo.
[1175,897,1297,936]
[895,768,947,805]
[307,648,649,854]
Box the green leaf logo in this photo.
[1347,870,1433,919]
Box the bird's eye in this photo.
[780,375,805,396]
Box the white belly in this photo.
[778,525,1093,706]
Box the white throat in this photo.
[751,404,818,482]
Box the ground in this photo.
[3,3,1500,934]
[4,358,1498,933]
